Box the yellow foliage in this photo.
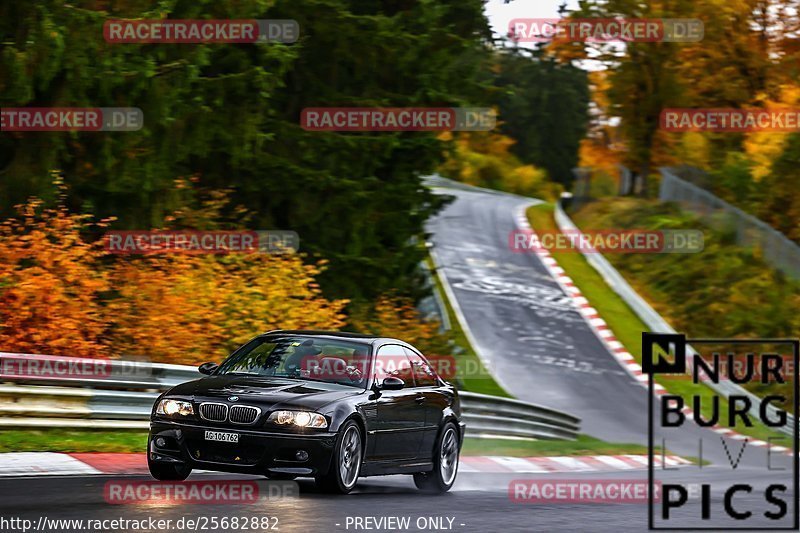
[674,132,712,170]
[744,85,800,181]
[440,131,561,200]
[108,254,348,364]
[0,196,348,364]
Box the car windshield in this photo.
[216,336,371,389]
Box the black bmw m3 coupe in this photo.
[148,330,465,494]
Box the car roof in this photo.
[261,329,378,341]
[260,330,414,347]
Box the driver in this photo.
[284,339,322,376]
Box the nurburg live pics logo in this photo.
[644,332,799,530]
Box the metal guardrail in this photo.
[0,353,581,440]
[554,202,795,437]
[459,392,580,440]
[660,167,800,279]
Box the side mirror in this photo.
[198,362,219,375]
[380,376,405,390]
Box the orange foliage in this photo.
[578,138,621,178]
[0,186,455,366]
[0,195,348,364]
[0,198,111,358]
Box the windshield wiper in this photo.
[286,376,363,388]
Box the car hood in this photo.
[165,375,363,411]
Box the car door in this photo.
[404,346,448,456]
[370,344,426,461]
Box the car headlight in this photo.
[156,399,194,417]
[268,410,328,429]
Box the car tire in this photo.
[315,420,362,494]
[148,454,192,481]
[413,422,459,493]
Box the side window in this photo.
[375,345,415,386]
[404,347,438,387]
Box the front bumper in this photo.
[149,419,337,476]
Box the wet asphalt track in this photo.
[0,469,795,532]
[0,179,795,532]
[425,178,795,465]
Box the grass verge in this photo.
[526,203,784,443]
[461,434,650,457]
[2,429,691,461]
[0,429,147,453]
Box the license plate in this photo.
[204,430,239,443]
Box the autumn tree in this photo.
[438,131,562,200]
[490,46,590,187]
[0,0,493,302]
[0,187,348,363]
[0,183,110,357]
[108,254,348,364]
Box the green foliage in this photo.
[755,133,800,243]
[1,0,294,226]
[710,152,756,205]
[587,171,617,199]
[462,434,655,458]
[438,131,563,201]
[574,197,799,415]
[530,201,794,433]
[0,429,147,453]
[677,133,800,245]
[564,0,695,189]
[0,0,493,301]
[491,48,590,186]
[573,198,800,340]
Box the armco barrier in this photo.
[660,167,800,279]
[459,391,580,440]
[0,353,580,440]
[554,202,794,437]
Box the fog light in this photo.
[155,437,167,448]
[295,450,309,461]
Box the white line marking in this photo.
[592,455,636,470]
[0,453,102,477]
[487,456,549,473]
[548,456,596,472]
